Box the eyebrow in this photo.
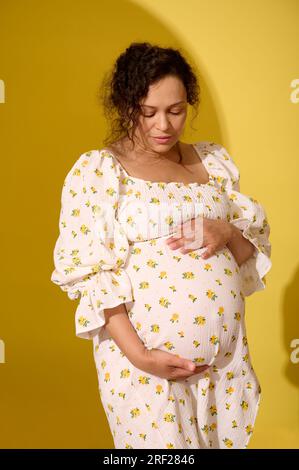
[141,100,186,109]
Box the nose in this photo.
[156,113,171,131]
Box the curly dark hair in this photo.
[98,42,200,149]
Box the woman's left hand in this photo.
[165,216,233,260]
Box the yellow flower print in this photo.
[164,413,176,423]
[206,289,218,301]
[150,197,160,204]
[226,371,234,380]
[209,381,215,390]
[169,285,177,292]
[139,281,149,289]
[77,316,90,328]
[201,424,209,434]
[168,192,175,199]
[125,443,133,449]
[80,224,90,235]
[246,424,254,435]
[104,372,110,383]
[204,263,212,271]
[150,324,160,333]
[135,322,142,331]
[121,176,135,186]
[240,400,249,411]
[71,208,80,217]
[130,408,141,418]
[144,304,152,311]
[73,167,81,176]
[209,422,217,432]
[194,315,206,326]
[151,421,159,429]
[234,312,241,321]
[226,386,235,395]
[189,416,197,426]
[159,271,168,279]
[232,420,238,428]
[182,272,195,280]
[193,340,201,348]
[120,369,131,379]
[209,405,217,416]
[126,429,133,436]
[170,313,179,323]
[116,416,122,425]
[164,341,175,351]
[159,297,171,308]
[147,259,158,268]
[210,335,219,345]
[126,215,136,227]
[223,438,233,448]
[118,392,126,400]
[139,433,147,441]
[138,376,151,385]
[189,252,200,259]
[217,306,225,317]
[166,443,175,448]
[133,265,140,272]
[155,384,164,395]
[72,256,81,266]
[132,247,141,254]
[188,294,197,302]
[224,268,233,276]
[246,381,253,389]
[194,357,205,364]
[165,216,174,227]
[106,187,117,197]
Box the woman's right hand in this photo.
[134,347,210,380]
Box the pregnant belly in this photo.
[124,235,245,366]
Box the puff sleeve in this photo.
[50,149,135,340]
[207,142,272,297]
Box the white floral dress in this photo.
[50,141,272,449]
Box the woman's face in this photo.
[132,75,188,153]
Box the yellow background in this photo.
[0,0,298,448]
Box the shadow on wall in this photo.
[0,0,221,449]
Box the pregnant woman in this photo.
[50,42,272,449]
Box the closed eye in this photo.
[144,111,182,118]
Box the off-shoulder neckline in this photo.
[100,142,216,188]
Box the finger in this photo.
[193,365,210,373]
[201,245,216,259]
[166,237,186,250]
[173,358,196,372]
